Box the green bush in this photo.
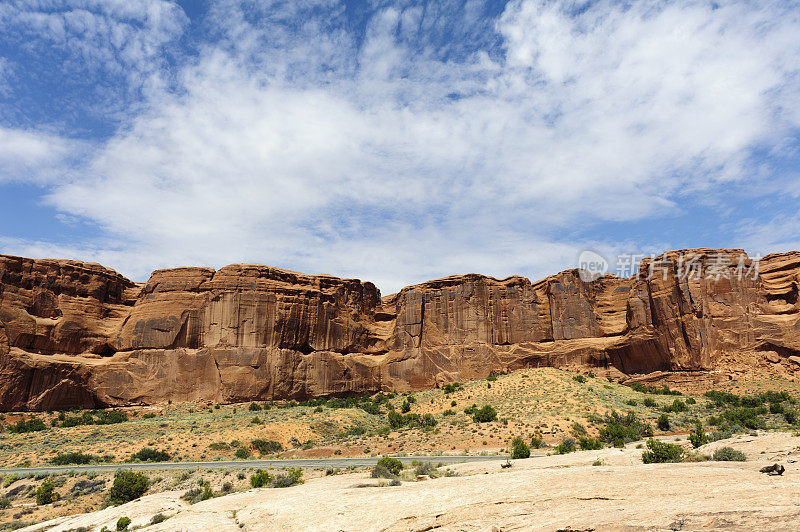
[36,479,58,505]
[642,397,657,408]
[116,516,131,531]
[510,437,530,459]
[769,402,785,414]
[250,470,273,488]
[625,399,638,406]
[272,467,303,488]
[555,438,576,454]
[573,374,587,383]
[579,437,602,450]
[712,446,746,461]
[8,417,47,434]
[235,448,250,459]
[657,414,670,431]
[50,452,100,465]
[441,382,462,394]
[150,513,168,524]
[630,383,681,396]
[641,438,684,464]
[400,400,411,413]
[376,456,403,476]
[689,422,708,448]
[472,405,498,423]
[530,436,546,448]
[109,471,148,505]
[487,374,498,382]
[722,407,764,430]
[784,410,797,424]
[129,448,170,462]
[251,439,283,454]
[597,411,653,447]
[249,402,262,411]
[662,399,688,413]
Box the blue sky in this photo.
[1,0,799,293]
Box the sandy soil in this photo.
[25,431,800,532]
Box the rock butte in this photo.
[0,248,799,411]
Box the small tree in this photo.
[510,437,530,459]
[472,405,498,423]
[376,456,403,476]
[641,438,684,464]
[109,471,149,505]
[116,516,131,531]
[657,414,670,431]
[689,422,708,448]
[36,479,58,505]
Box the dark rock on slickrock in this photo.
[760,464,785,476]
[1,247,800,410]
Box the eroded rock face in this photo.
[1,248,800,410]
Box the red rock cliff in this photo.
[0,248,798,410]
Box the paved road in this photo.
[0,455,510,475]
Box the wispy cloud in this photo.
[2,0,800,292]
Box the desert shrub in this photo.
[251,439,283,454]
[400,400,411,413]
[662,399,688,413]
[376,456,403,476]
[685,397,696,405]
[95,410,128,425]
[530,436,546,448]
[597,411,653,447]
[0,497,10,509]
[573,374,587,383]
[487,374,498,382]
[181,487,203,504]
[250,470,273,488]
[784,410,797,424]
[442,409,455,416]
[201,484,213,500]
[657,414,670,431]
[555,438,576,454]
[130,448,170,462]
[571,422,587,436]
[630,383,681,396]
[250,416,262,424]
[234,448,250,459]
[642,397,657,408]
[704,390,741,407]
[50,452,100,465]
[769,402,785,414]
[510,437,530,459]
[249,402,262,411]
[722,407,764,430]
[208,442,230,451]
[579,437,602,450]
[441,383,462,394]
[221,481,233,493]
[472,405,498,423]
[272,468,303,488]
[689,422,708,448]
[8,417,47,434]
[116,516,131,531]
[625,399,638,406]
[641,438,684,464]
[150,513,168,524]
[109,471,148,505]
[35,479,58,505]
[712,446,746,462]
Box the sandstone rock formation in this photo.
[1,248,799,410]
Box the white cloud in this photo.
[5,0,800,292]
[0,126,83,184]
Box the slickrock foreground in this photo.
[24,432,800,531]
[1,248,799,410]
